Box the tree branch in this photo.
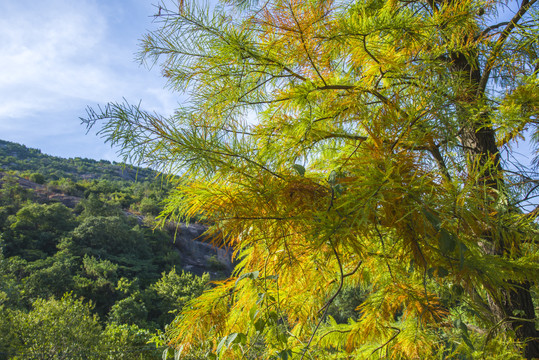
[477,0,537,96]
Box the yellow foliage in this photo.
[88,0,539,358]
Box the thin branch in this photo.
[301,237,353,360]
[369,327,401,356]
[362,35,381,65]
[477,21,510,39]
[477,0,537,96]
[429,145,452,182]
[287,2,327,86]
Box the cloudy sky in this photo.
[0,0,178,161]
[0,0,534,168]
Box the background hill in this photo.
[0,138,156,182]
[0,138,229,359]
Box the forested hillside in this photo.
[0,139,223,359]
[0,139,155,182]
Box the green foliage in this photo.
[151,268,209,306]
[326,285,369,324]
[21,252,78,304]
[148,268,210,326]
[139,226,182,272]
[0,251,22,309]
[77,193,123,217]
[0,174,32,207]
[109,295,149,327]
[27,172,45,184]
[101,323,161,359]
[0,139,156,182]
[2,202,76,260]
[61,216,151,267]
[0,138,217,358]
[0,293,102,360]
[138,196,162,216]
[0,294,164,360]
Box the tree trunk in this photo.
[452,52,539,359]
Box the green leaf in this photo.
[249,306,258,320]
[267,311,279,323]
[217,332,248,354]
[174,345,184,360]
[254,318,266,332]
[428,265,449,279]
[328,170,337,185]
[422,209,441,231]
[235,271,260,286]
[225,332,239,347]
[454,319,466,332]
[227,332,247,347]
[292,164,306,176]
[277,349,293,359]
[451,284,464,297]
[216,336,227,354]
[462,333,475,350]
[458,242,468,270]
[438,229,456,255]
[454,320,474,350]
[436,266,449,278]
[327,315,338,326]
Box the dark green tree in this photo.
[2,203,76,260]
[147,268,209,326]
[0,294,102,360]
[28,172,45,185]
[109,295,149,328]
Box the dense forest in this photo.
[0,139,226,359]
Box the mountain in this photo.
[0,138,233,358]
[0,138,232,276]
[0,138,156,182]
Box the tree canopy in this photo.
[85,0,539,358]
[0,139,219,358]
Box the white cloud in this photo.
[0,0,107,115]
[0,0,179,161]
[0,0,174,118]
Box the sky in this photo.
[0,0,178,162]
[0,0,535,169]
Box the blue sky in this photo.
[0,0,178,161]
[0,0,535,170]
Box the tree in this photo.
[85,0,539,358]
[108,295,149,327]
[100,322,162,360]
[61,216,151,265]
[0,294,162,360]
[2,202,76,260]
[27,172,45,185]
[0,294,102,360]
[148,268,210,326]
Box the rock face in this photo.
[0,171,82,208]
[46,193,82,208]
[0,171,232,277]
[169,222,233,277]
